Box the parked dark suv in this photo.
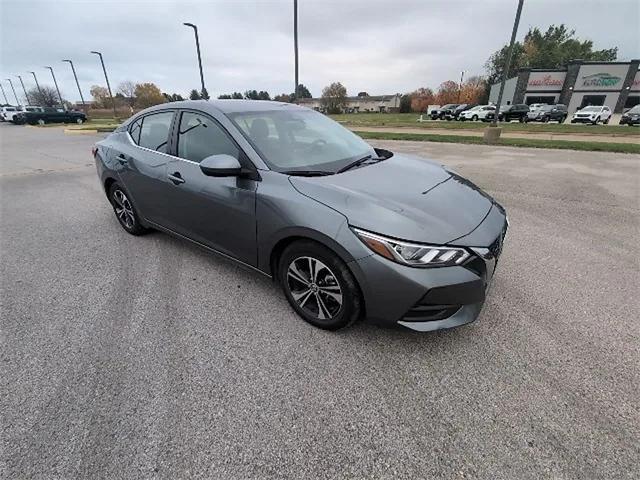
[444,104,477,121]
[619,105,640,126]
[430,104,459,120]
[497,104,529,122]
[525,104,568,123]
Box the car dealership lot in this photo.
[1,124,638,479]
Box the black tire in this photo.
[542,116,549,123]
[472,115,478,121]
[603,118,609,125]
[592,116,600,125]
[108,182,147,235]
[519,116,525,123]
[37,118,45,126]
[278,240,362,330]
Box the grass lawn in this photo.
[330,113,639,136]
[356,131,640,154]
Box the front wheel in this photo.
[592,116,600,125]
[472,115,478,121]
[603,118,609,125]
[279,241,362,330]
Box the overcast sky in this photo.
[1,0,638,103]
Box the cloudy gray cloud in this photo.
[1,0,638,103]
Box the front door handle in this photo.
[168,172,185,185]
[117,154,128,165]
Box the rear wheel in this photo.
[603,117,609,125]
[279,241,362,330]
[108,182,147,235]
[37,118,45,126]
[76,117,84,124]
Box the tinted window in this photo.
[138,111,173,153]
[129,118,142,144]
[177,111,240,163]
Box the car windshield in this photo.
[468,106,483,111]
[441,104,457,109]
[228,109,376,173]
[626,105,640,114]
[581,106,601,112]
[539,105,554,111]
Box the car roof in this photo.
[137,99,305,117]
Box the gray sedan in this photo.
[93,100,507,331]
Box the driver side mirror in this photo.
[200,154,242,177]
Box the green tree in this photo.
[244,90,259,100]
[485,24,618,83]
[274,93,293,103]
[134,83,165,109]
[295,83,312,98]
[189,89,201,100]
[399,94,412,113]
[320,82,347,114]
[257,91,270,100]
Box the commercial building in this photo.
[298,94,402,113]
[489,59,639,114]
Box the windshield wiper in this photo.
[336,154,385,174]
[281,170,333,177]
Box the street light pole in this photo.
[6,79,19,105]
[17,75,30,105]
[29,71,43,100]
[90,51,117,118]
[44,66,64,107]
[0,83,8,104]
[491,0,524,127]
[63,59,86,108]
[183,23,207,98]
[458,70,465,103]
[293,0,299,101]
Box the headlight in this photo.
[352,228,471,267]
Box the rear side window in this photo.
[138,111,173,153]
[129,118,142,144]
[177,111,240,163]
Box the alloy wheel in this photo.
[113,189,135,229]
[286,256,343,320]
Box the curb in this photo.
[64,129,99,135]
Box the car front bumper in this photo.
[620,116,640,125]
[350,210,508,332]
[571,117,596,123]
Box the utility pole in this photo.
[44,66,64,107]
[183,23,207,98]
[29,71,44,100]
[90,51,117,118]
[0,83,8,104]
[293,0,299,101]
[63,59,86,108]
[6,78,19,105]
[491,0,524,128]
[17,75,30,105]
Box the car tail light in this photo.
[91,146,98,157]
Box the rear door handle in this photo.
[168,172,185,185]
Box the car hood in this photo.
[289,153,495,245]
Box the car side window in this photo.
[177,111,241,163]
[138,111,173,153]
[129,118,142,144]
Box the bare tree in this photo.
[117,81,136,107]
[27,86,63,107]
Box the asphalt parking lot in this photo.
[1,123,639,479]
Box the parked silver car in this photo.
[94,100,507,331]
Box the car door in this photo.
[162,109,259,266]
[112,110,175,224]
